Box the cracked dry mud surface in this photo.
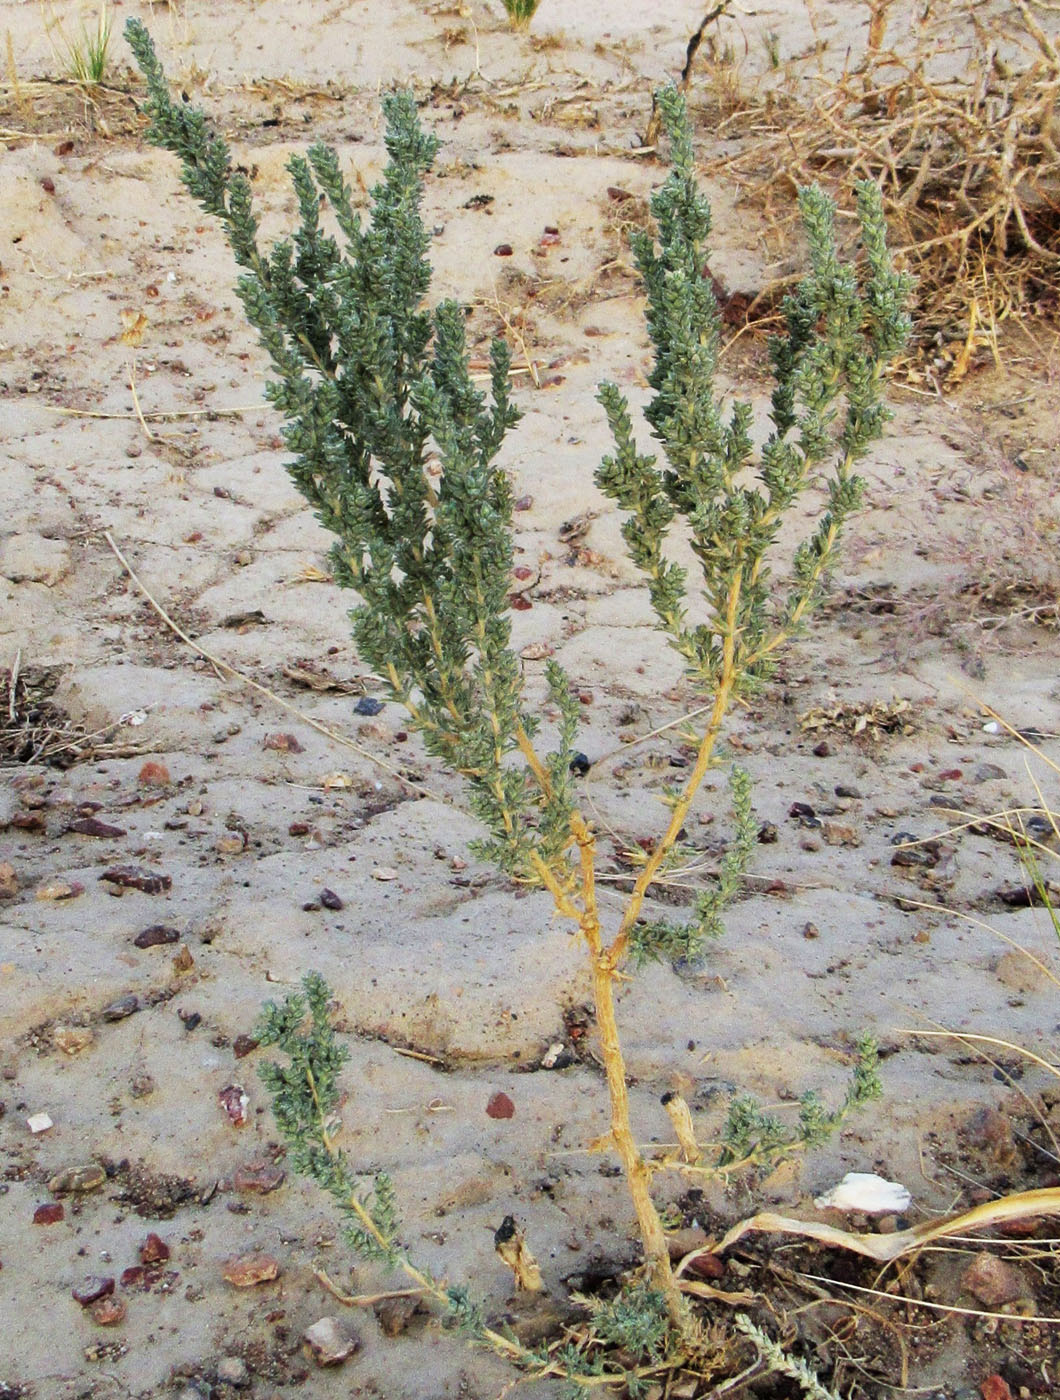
[2,3,1060,1397]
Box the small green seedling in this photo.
[61,2,113,87]
[501,0,542,31]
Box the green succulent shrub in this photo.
[126,16,910,1382]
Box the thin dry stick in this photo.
[127,359,159,442]
[7,650,20,725]
[797,1271,1060,1326]
[101,530,442,801]
[899,897,1060,991]
[896,1029,1060,1080]
[42,402,260,422]
[644,2,734,147]
[895,1024,1060,1162]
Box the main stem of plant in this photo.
[533,579,741,1332]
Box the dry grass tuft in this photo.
[700,1,1060,345]
[0,658,149,768]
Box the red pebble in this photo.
[140,1232,170,1264]
[137,761,171,786]
[90,1295,126,1326]
[263,732,303,753]
[486,1091,515,1120]
[33,1202,64,1225]
[686,1252,725,1280]
[980,1377,1014,1400]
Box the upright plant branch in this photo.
[126,20,910,1361]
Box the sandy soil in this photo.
[2,2,1060,1397]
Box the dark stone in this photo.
[100,866,172,895]
[133,924,180,948]
[102,994,140,1022]
[72,1276,115,1306]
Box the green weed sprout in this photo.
[501,0,542,31]
[126,15,910,1352]
[64,2,112,87]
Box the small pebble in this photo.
[232,1035,258,1059]
[822,821,860,847]
[320,887,344,910]
[979,1378,1013,1400]
[961,1251,1027,1307]
[219,1084,249,1126]
[0,862,18,898]
[49,1162,106,1194]
[222,1251,281,1287]
[52,1024,95,1055]
[37,880,84,901]
[263,732,303,752]
[233,1161,286,1194]
[541,1042,573,1070]
[100,865,171,895]
[134,924,180,948]
[303,1315,359,1366]
[137,761,171,786]
[216,1356,250,1387]
[973,762,1006,782]
[68,816,126,839]
[374,1295,420,1337]
[102,994,140,1022]
[354,696,384,716]
[73,1276,115,1306]
[486,1091,515,1120]
[33,1202,64,1224]
[90,1295,127,1327]
[172,945,194,973]
[140,1233,171,1264]
[27,1113,53,1134]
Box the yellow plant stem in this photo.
[528,574,745,1335]
[609,571,741,967]
[591,948,687,1326]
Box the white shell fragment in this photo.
[26,1113,54,1134]
[814,1172,911,1214]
